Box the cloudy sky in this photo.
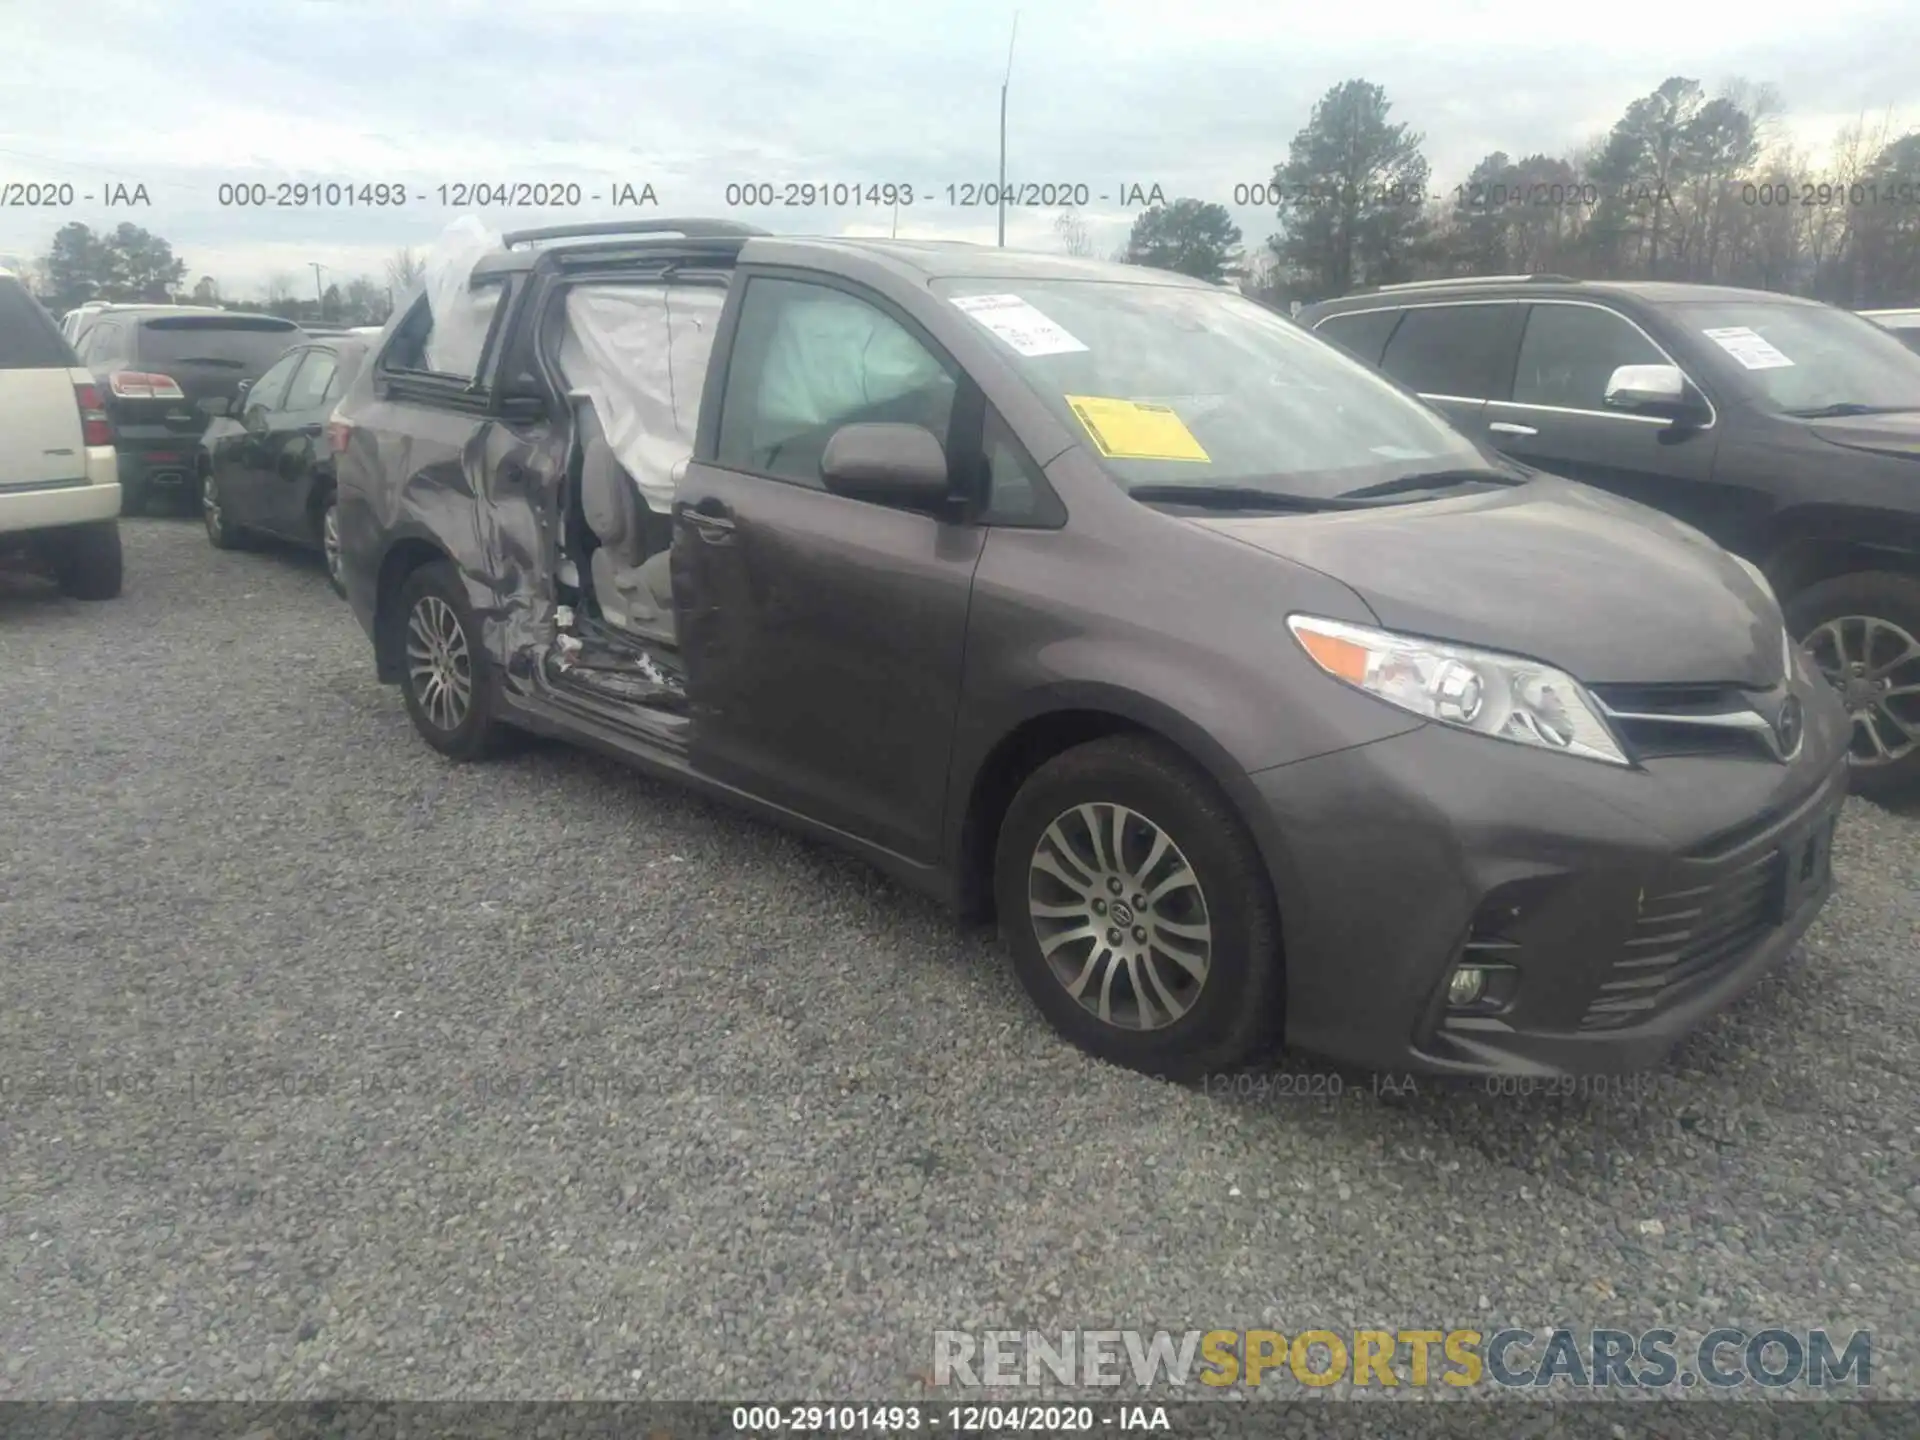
[2,0,1915,295]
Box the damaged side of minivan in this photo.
[341,222,770,752]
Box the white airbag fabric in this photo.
[558,284,723,515]
[422,215,502,378]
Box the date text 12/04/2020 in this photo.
[720,182,1170,208]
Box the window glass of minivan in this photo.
[931,278,1491,501]
[0,278,78,368]
[137,316,303,376]
[1671,301,1920,415]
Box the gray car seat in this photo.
[576,399,676,645]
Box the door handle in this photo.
[679,498,735,542]
[299,422,323,437]
[1488,421,1538,436]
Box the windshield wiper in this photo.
[1333,468,1526,501]
[1126,484,1341,512]
[1784,402,1914,418]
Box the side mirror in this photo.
[820,423,951,506]
[1604,363,1704,421]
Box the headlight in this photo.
[1288,615,1631,766]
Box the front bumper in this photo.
[1250,693,1852,1078]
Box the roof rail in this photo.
[1360,272,1580,295]
[500,218,772,249]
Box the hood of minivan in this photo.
[1198,476,1784,688]
[1803,409,1920,459]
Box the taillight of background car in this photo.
[326,414,353,454]
[74,382,112,445]
[107,372,186,400]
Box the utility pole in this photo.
[998,11,1019,247]
[309,261,327,314]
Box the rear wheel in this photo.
[395,561,505,761]
[992,735,1284,1080]
[54,521,123,600]
[1787,571,1920,801]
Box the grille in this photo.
[1579,848,1781,1031]
[1588,681,1783,762]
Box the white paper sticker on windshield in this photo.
[952,293,1089,356]
[1702,326,1795,370]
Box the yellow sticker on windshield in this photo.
[1064,395,1211,462]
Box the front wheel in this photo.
[202,469,245,549]
[319,494,344,597]
[1788,571,1920,802]
[992,735,1284,1080]
[394,561,505,761]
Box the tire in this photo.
[201,469,246,550]
[992,735,1284,1080]
[318,492,345,597]
[1786,570,1920,802]
[394,560,505,761]
[55,521,123,600]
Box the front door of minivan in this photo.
[1482,301,1722,527]
[674,273,985,864]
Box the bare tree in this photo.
[264,272,295,305]
[385,246,426,295]
[1052,209,1094,257]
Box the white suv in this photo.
[0,270,123,598]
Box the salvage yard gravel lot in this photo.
[2,518,1918,1401]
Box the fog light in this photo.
[1447,966,1488,1007]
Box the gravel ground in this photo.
[2,518,1917,1406]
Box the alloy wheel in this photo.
[406,594,473,732]
[1026,801,1212,1031]
[1802,614,1920,766]
[322,503,343,586]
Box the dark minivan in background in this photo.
[331,223,1849,1083]
[1299,277,1920,798]
[72,306,305,514]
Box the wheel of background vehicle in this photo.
[1787,570,1920,801]
[318,493,345,597]
[54,521,123,601]
[201,469,246,550]
[395,561,505,761]
[992,734,1284,1080]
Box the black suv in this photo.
[1299,276,1920,798]
[73,305,306,514]
[330,221,1849,1081]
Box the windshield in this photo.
[137,317,304,376]
[931,278,1493,500]
[1671,301,1920,415]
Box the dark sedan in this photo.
[199,333,370,594]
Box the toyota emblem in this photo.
[1775,694,1804,757]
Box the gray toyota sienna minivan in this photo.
[334,226,1850,1082]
